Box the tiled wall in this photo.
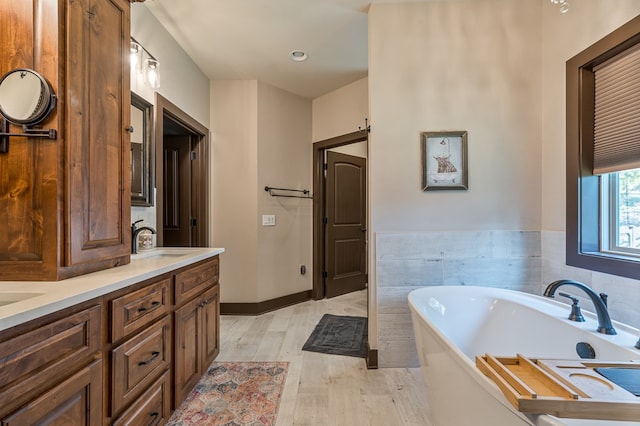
[543,231,640,330]
[377,230,640,368]
[376,231,542,368]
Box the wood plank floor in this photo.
[217,290,433,426]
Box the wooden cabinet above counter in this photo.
[0,0,131,281]
[0,248,223,425]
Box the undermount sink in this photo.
[131,248,190,260]
[0,292,45,307]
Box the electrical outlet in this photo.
[262,214,276,226]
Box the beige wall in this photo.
[368,0,542,351]
[210,80,312,303]
[130,4,211,228]
[210,80,259,302]
[541,0,640,231]
[540,1,640,331]
[365,0,640,360]
[130,5,210,127]
[312,77,369,142]
[257,82,313,302]
[328,141,367,158]
[369,0,542,234]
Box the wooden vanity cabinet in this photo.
[65,0,132,272]
[108,277,172,424]
[0,254,221,425]
[2,360,104,426]
[0,302,103,424]
[111,370,171,426]
[173,257,220,408]
[0,0,131,281]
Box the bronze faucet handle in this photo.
[558,292,585,322]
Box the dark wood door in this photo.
[163,135,192,246]
[325,151,367,298]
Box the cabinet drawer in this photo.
[0,305,101,417]
[112,370,171,426]
[111,277,171,342]
[1,359,103,426]
[112,315,171,415]
[174,256,219,305]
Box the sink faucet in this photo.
[543,279,616,335]
[131,220,156,254]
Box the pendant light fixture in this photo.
[550,0,569,13]
[130,37,161,89]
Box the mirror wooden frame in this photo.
[131,92,154,206]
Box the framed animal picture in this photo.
[421,131,468,191]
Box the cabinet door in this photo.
[0,0,61,281]
[66,0,131,266]
[199,284,220,372]
[1,359,102,426]
[173,296,201,408]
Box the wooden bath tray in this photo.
[476,354,640,421]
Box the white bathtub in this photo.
[408,285,640,426]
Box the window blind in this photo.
[593,42,640,175]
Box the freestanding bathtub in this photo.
[408,285,640,426]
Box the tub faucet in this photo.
[543,280,616,335]
[131,220,156,254]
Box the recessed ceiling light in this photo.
[289,50,308,62]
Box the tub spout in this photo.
[543,280,617,335]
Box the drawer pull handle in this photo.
[138,301,161,313]
[138,351,160,366]
[149,411,159,424]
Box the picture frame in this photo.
[421,131,468,191]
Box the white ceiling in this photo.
[143,0,437,99]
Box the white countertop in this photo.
[0,247,225,332]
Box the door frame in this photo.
[312,130,368,300]
[154,93,209,247]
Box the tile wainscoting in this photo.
[375,231,542,368]
[543,230,640,330]
[375,230,640,368]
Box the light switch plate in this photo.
[262,214,276,226]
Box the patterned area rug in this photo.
[167,361,289,426]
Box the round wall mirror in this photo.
[0,68,56,125]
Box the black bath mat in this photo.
[302,314,368,358]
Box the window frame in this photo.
[566,15,640,279]
[603,170,640,256]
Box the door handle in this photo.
[361,228,367,232]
